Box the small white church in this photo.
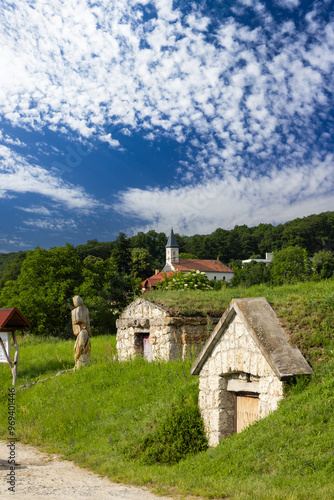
[142,228,234,292]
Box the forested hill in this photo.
[76,210,334,265]
[1,210,334,284]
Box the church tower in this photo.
[165,227,179,267]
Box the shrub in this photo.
[124,392,208,464]
[158,270,214,290]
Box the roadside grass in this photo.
[0,338,333,499]
[0,280,334,498]
[0,334,117,388]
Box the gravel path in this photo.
[0,440,173,500]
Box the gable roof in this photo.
[191,297,313,380]
[0,307,31,330]
[119,297,167,317]
[175,259,233,273]
[142,271,176,289]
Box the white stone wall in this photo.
[198,312,284,446]
[116,299,172,361]
[116,298,216,362]
[204,271,234,282]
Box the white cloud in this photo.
[99,133,123,149]
[0,0,333,237]
[0,129,26,147]
[16,206,53,215]
[0,0,331,176]
[0,145,101,211]
[275,0,300,10]
[115,154,334,234]
[23,218,77,231]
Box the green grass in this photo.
[150,279,334,363]
[1,280,334,499]
[0,338,333,499]
[0,334,117,386]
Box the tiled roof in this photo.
[142,271,176,289]
[174,259,233,273]
[0,307,31,330]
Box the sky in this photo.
[0,0,334,252]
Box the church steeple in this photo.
[165,226,179,266]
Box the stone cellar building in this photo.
[116,297,219,362]
[191,297,313,447]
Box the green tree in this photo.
[312,250,334,279]
[75,255,140,335]
[231,261,271,287]
[129,230,167,266]
[75,239,113,260]
[179,253,199,259]
[0,245,83,337]
[111,232,131,274]
[0,251,27,289]
[271,246,311,285]
[130,247,154,279]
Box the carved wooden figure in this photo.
[71,296,91,369]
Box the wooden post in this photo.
[0,332,19,386]
[12,332,19,386]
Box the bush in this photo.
[271,246,311,285]
[158,270,214,290]
[231,261,271,287]
[124,392,208,464]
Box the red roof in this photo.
[0,308,31,330]
[142,271,177,291]
[174,259,233,273]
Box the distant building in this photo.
[242,253,273,267]
[141,227,234,292]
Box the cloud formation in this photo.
[0,0,333,237]
[0,145,100,211]
[115,154,334,234]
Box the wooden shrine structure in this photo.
[0,308,31,385]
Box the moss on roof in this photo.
[147,289,233,317]
[146,279,334,364]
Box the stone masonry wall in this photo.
[116,298,217,361]
[116,299,171,360]
[198,312,284,446]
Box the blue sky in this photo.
[0,0,333,252]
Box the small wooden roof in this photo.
[0,308,31,331]
[191,297,313,380]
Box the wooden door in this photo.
[235,394,259,433]
[143,335,152,361]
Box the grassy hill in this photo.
[149,279,334,364]
[1,280,334,499]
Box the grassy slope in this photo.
[150,279,334,364]
[1,281,334,499]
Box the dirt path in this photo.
[0,440,173,500]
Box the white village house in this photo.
[142,228,234,292]
[191,297,313,446]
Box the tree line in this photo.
[0,211,334,337]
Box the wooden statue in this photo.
[71,296,91,369]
